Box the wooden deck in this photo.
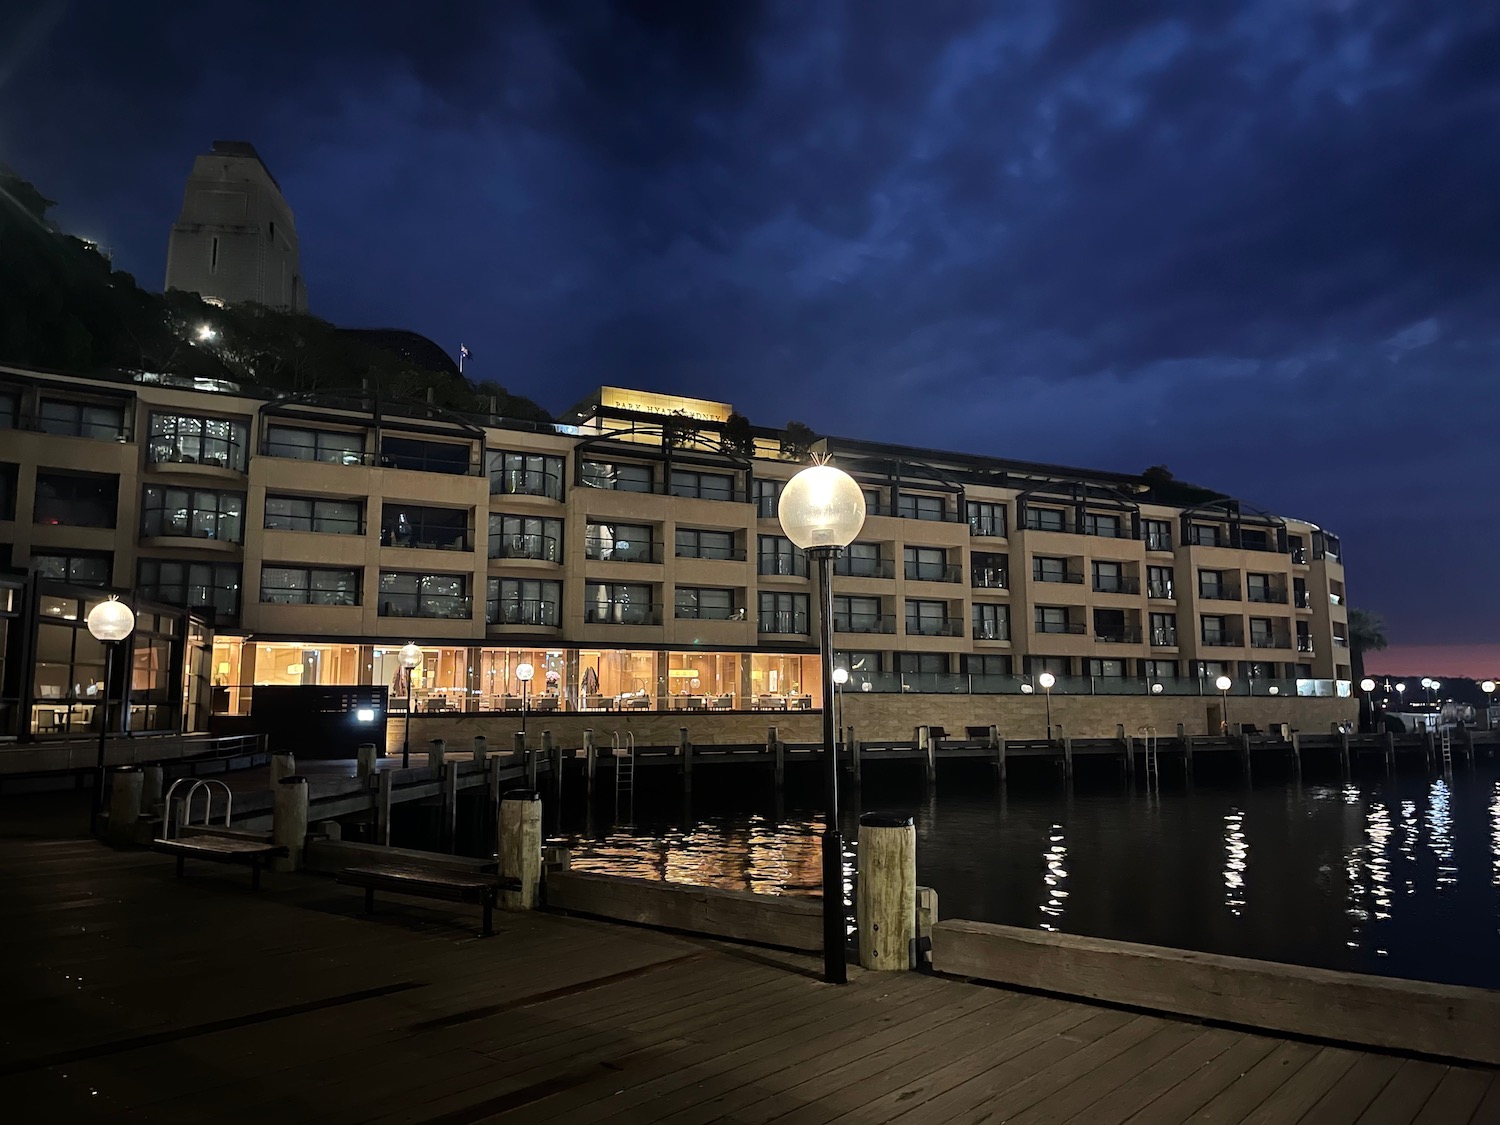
[1,834,1497,1124]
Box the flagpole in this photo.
[459,343,464,375]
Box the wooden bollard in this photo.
[1178,723,1192,775]
[1339,731,1351,774]
[1291,731,1302,772]
[1383,731,1396,773]
[853,739,863,784]
[1424,729,1436,767]
[357,743,378,781]
[857,812,917,971]
[919,726,935,785]
[513,730,526,758]
[1061,736,1074,779]
[996,732,1008,783]
[584,729,596,799]
[472,735,488,765]
[681,728,692,792]
[107,766,143,847]
[499,790,543,911]
[377,768,393,846]
[770,726,784,789]
[270,751,295,785]
[429,738,446,769]
[915,885,939,968]
[272,775,309,872]
[139,764,163,823]
[545,731,561,799]
[441,760,459,852]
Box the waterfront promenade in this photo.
[2,808,1497,1123]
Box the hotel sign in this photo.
[599,387,732,424]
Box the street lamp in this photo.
[1420,677,1434,705]
[516,662,535,741]
[1038,671,1056,741]
[832,666,849,765]
[1215,675,1233,735]
[778,461,865,985]
[1483,680,1497,730]
[87,596,135,832]
[398,642,422,767]
[1150,682,1163,695]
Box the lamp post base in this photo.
[822,826,847,984]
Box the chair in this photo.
[533,696,559,713]
[758,694,786,711]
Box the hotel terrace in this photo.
[0,365,1353,743]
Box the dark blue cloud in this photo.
[4,0,1498,648]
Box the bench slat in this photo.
[152,838,285,859]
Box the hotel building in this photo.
[0,365,1353,743]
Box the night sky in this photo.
[4,2,1497,673]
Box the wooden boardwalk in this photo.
[1,832,1498,1124]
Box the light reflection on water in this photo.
[558,759,1500,989]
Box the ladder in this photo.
[613,731,636,821]
[1440,726,1453,769]
[1140,726,1159,782]
[161,778,233,838]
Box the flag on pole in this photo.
[459,343,470,373]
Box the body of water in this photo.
[544,758,1500,990]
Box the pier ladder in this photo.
[1440,726,1453,769]
[613,731,636,821]
[1140,726,1159,782]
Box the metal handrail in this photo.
[161,777,233,838]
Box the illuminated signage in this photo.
[598,387,732,424]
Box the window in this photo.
[32,551,112,587]
[380,504,470,550]
[148,413,247,470]
[585,521,655,562]
[903,546,949,581]
[758,591,808,634]
[1289,534,1307,564]
[1297,623,1313,653]
[585,582,657,625]
[675,587,735,620]
[378,572,470,619]
[972,553,1008,589]
[138,559,241,620]
[487,578,561,627]
[896,653,948,675]
[382,436,470,476]
[669,469,735,502]
[905,599,951,636]
[1198,569,1237,599]
[264,496,362,535]
[1188,523,1223,547]
[490,451,564,498]
[34,471,117,528]
[39,399,128,441]
[963,654,1012,676]
[1026,655,1069,676]
[0,462,16,520]
[1143,519,1172,552]
[0,391,18,429]
[967,501,1006,537]
[833,595,886,633]
[1083,512,1121,538]
[1240,527,1272,551]
[1034,606,1074,634]
[861,486,885,515]
[896,493,946,521]
[754,478,784,518]
[1088,659,1127,677]
[1092,561,1130,593]
[1093,608,1133,643]
[675,528,737,560]
[836,542,885,578]
[1150,612,1177,646]
[1147,565,1174,599]
[260,566,360,606]
[1032,556,1075,583]
[1024,506,1067,532]
[264,425,364,465]
[141,486,244,542]
[489,515,562,561]
[1293,577,1310,609]
[972,603,1009,641]
[758,535,805,576]
[1201,615,1233,645]
[838,651,884,681]
[580,459,651,494]
[1145,659,1177,680]
[1197,661,1229,679]
[1246,573,1282,603]
[1250,617,1278,647]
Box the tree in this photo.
[780,419,817,460]
[720,411,755,456]
[1348,608,1388,683]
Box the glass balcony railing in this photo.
[905,616,965,637]
[1093,576,1140,595]
[1294,590,1312,609]
[972,621,1010,641]
[1251,633,1292,649]
[1150,628,1178,646]
[584,603,662,626]
[836,558,895,579]
[1095,628,1143,644]
[490,533,561,562]
[904,562,962,583]
[1201,633,1245,647]
[834,614,896,634]
[971,568,1009,590]
[1034,620,1087,635]
[1247,588,1288,604]
[758,610,808,635]
[1198,585,1241,601]
[378,596,472,620]
[1034,570,1085,585]
[759,555,808,577]
[1147,582,1175,599]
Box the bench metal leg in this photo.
[176,855,185,879]
[365,887,375,914]
[251,860,262,892]
[481,893,494,937]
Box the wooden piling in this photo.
[428,738,446,769]
[270,751,295,785]
[545,731,561,801]
[377,768,393,846]
[584,729,596,800]
[921,726,935,786]
[499,791,543,911]
[1291,731,1302,773]
[1061,736,1073,780]
[1178,724,1192,777]
[441,760,459,853]
[853,740,863,784]
[680,728,692,793]
[857,813,917,971]
[1384,731,1396,774]
[106,766,143,847]
[770,726,784,790]
[996,733,1008,784]
[357,743,378,781]
[472,735,488,765]
[1339,731,1351,776]
[140,765,163,821]
[272,775,309,872]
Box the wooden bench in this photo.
[336,865,521,936]
[152,837,288,890]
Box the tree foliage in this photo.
[1348,608,1388,654]
[780,419,818,459]
[0,166,551,423]
[720,411,755,456]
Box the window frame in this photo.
[147,412,248,471]
[259,565,362,606]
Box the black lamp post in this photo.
[399,642,421,768]
[87,596,135,832]
[1038,671,1055,741]
[778,461,866,985]
[1216,675,1233,735]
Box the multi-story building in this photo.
[0,365,1352,741]
[164,141,307,311]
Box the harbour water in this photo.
[545,757,1500,991]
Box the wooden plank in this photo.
[1229,1046,1363,1125]
[1290,1052,1404,1125]
[1064,1026,1248,1125]
[1124,1037,1312,1125]
[1461,1072,1500,1125]
[1355,1058,1449,1125]
[1407,1069,1492,1125]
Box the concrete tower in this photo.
[164,141,307,311]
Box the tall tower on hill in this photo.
[164,141,307,311]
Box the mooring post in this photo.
[106,766,143,847]
[1241,732,1253,782]
[915,885,939,970]
[771,726,784,790]
[920,726,935,786]
[996,730,1008,784]
[853,739,863,784]
[545,731,560,803]
[857,812,917,971]
[270,751,295,785]
[1061,735,1074,780]
[1178,723,1192,777]
[584,729,596,800]
[472,735,488,765]
[1291,730,1302,773]
[441,760,459,853]
[1339,730,1351,776]
[499,789,542,911]
[140,764,163,822]
[680,727,692,793]
[357,743,378,781]
[429,738,446,770]
[377,768,393,846]
[845,724,856,777]
[1123,734,1135,777]
[272,775,309,872]
[1423,729,1436,768]
[1384,730,1395,774]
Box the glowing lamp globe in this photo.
[1483,680,1497,694]
[1269,686,1280,696]
[86,597,135,642]
[1395,683,1406,694]
[1431,681,1441,692]
[832,667,849,686]
[399,642,422,670]
[516,662,535,684]
[1421,677,1432,688]
[1037,672,1056,689]
[1150,683,1163,695]
[1215,676,1232,692]
[860,681,872,692]
[777,464,865,550]
[1360,678,1375,692]
[1020,683,1034,694]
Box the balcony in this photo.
[488,599,560,628]
[834,614,897,635]
[1034,570,1085,585]
[585,542,662,564]
[1250,633,1293,649]
[1297,638,1315,654]
[1023,514,1072,534]
[490,468,563,499]
[1201,632,1245,648]
[1147,582,1175,599]
[1095,628,1143,644]
[904,562,962,583]
[1143,533,1173,552]
[1150,628,1178,647]
[836,558,895,579]
[969,519,1006,538]
[674,605,744,621]
[489,532,561,563]
[1333,636,1349,648]
[759,555,808,577]
[1198,584,1241,601]
[895,500,961,523]
[676,545,747,561]
[1247,588,1288,604]
[378,596,472,620]
[905,616,965,637]
[972,621,1010,641]
[1083,521,1128,539]
[585,603,663,626]
[1093,576,1140,595]
[971,567,1009,590]
[1035,621,1087,635]
[1291,547,1309,564]
[1294,590,1312,609]
[758,610,808,635]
